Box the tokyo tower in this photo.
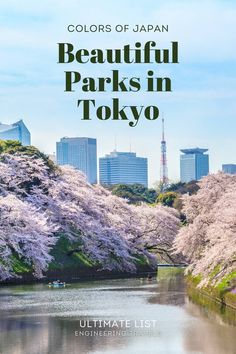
[160,115,168,187]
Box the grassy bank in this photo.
[186,272,236,311]
[2,236,155,285]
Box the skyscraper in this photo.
[56,137,97,184]
[160,116,168,187]
[0,120,31,146]
[99,151,148,187]
[222,164,236,174]
[180,148,209,183]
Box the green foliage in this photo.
[156,191,178,207]
[216,271,236,292]
[49,236,152,271]
[187,283,236,324]
[186,273,202,286]
[0,140,22,153]
[172,195,183,211]
[0,139,57,173]
[165,181,185,192]
[187,270,236,295]
[155,180,199,213]
[110,184,157,204]
[153,181,167,194]
[166,180,199,195]
[108,180,199,207]
[209,265,221,280]
[49,236,96,270]
[187,272,236,314]
[133,254,150,265]
[12,256,32,273]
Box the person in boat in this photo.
[49,279,66,287]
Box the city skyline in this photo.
[1,1,236,185]
[0,119,236,187]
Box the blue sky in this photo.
[0,0,236,185]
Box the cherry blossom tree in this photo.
[0,194,56,280]
[0,151,180,280]
[174,172,236,287]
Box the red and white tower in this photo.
[160,115,168,187]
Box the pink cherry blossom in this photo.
[0,153,180,280]
[174,172,236,287]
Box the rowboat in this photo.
[48,281,66,288]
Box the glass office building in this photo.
[222,164,236,175]
[56,137,97,184]
[99,151,148,187]
[0,120,31,146]
[180,148,209,183]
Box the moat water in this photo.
[0,269,235,354]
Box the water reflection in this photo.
[0,269,235,354]
[184,299,236,354]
